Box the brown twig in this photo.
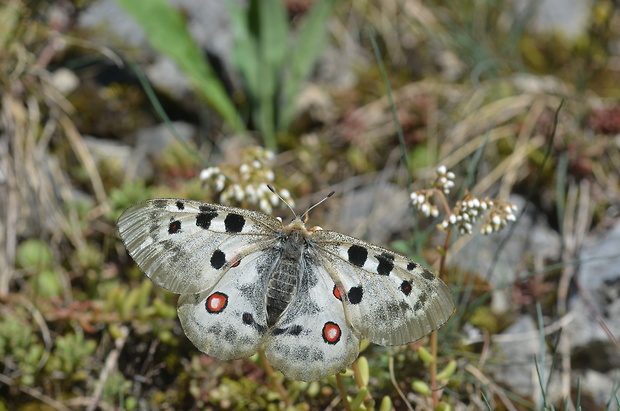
[87,325,129,411]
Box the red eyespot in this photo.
[333,284,342,300]
[322,322,341,344]
[231,259,241,267]
[206,292,228,313]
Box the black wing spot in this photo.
[407,262,418,271]
[421,269,436,281]
[210,249,226,269]
[242,312,266,333]
[168,220,182,234]
[376,252,395,276]
[348,245,368,267]
[347,286,363,304]
[242,312,253,325]
[400,280,413,296]
[224,213,245,233]
[196,207,218,229]
[272,327,287,336]
[175,201,185,210]
[289,325,303,336]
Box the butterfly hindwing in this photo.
[313,230,454,346]
[177,250,273,360]
[264,261,360,381]
[117,199,281,294]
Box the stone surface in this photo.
[448,195,561,313]
[567,221,620,368]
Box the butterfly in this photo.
[117,191,454,381]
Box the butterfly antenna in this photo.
[301,191,335,222]
[267,185,298,218]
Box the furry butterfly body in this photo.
[118,198,454,381]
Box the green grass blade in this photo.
[257,0,289,149]
[278,0,337,131]
[115,0,244,132]
[228,1,259,103]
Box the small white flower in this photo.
[421,203,431,216]
[215,176,225,192]
[252,160,261,169]
[265,170,275,182]
[240,164,250,174]
[449,214,457,224]
[492,215,501,226]
[442,220,450,229]
[431,207,439,217]
[506,213,516,221]
[245,185,257,203]
[260,198,271,213]
[447,171,455,179]
[437,165,447,175]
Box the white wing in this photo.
[312,230,454,346]
[264,261,360,381]
[176,249,276,360]
[117,199,282,294]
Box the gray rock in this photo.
[448,195,561,313]
[567,221,620,367]
[130,122,196,180]
[492,315,552,403]
[511,0,594,40]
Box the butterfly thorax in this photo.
[266,220,312,326]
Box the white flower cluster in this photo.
[433,165,456,194]
[439,195,518,235]
[410,190,439,218]
[199,148,293,214]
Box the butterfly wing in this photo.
[117,199,282,294]
[177,249,277,360]
[263,258,361,381]
[313,230,454,346]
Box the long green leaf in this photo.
[278,0,338,130]
[115,0,244,132]
[256,0,288,149]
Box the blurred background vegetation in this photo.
[1,0,619,409]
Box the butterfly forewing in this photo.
[117,199,282,294]
[312,230,454,346]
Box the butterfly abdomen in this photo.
[266,231,307,326]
